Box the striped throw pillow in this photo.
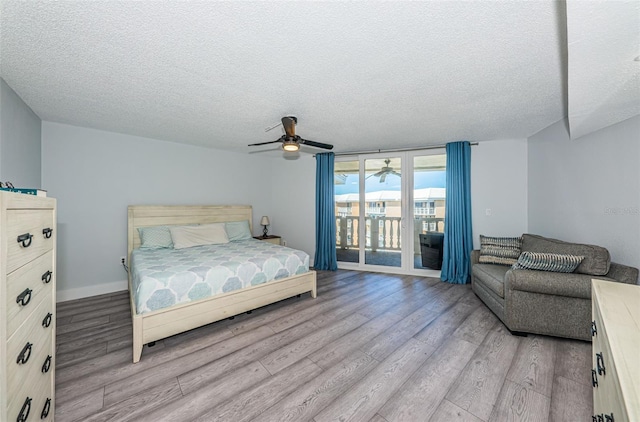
[479,235,522,266]
[512,251,584,273]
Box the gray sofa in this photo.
[471,234,639,341]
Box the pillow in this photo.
[512,251,584,273]
[225,220,253,241]
[479,235,522,266]
[170,223,229,249]
[521,234,610,276]
[138,226,173,249]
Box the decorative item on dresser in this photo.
[591,279,640,422]
[0,191,57,421]
[253,234,281,245]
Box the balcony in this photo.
[336,215,445,268]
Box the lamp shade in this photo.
[260,216,270,226]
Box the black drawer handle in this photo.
[605,413,614,422]
[42,227,53,239]
[16,288,33,307]
[597,415,604,422]
[591,320,597,336]
[17,233,33,248]
[42,312,52,328]
[40,397,51,419]
[596,352,606,375]
[591,369,598,387]
[42,270,52,284]
[42,355,52,373]
[17,397,31,422]
[17,342,32,365]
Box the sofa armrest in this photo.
[471,250,480,265]
[606,262,639,285]
[505,269,596,300]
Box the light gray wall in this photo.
[41,122,275,300]
[528,116,640,270]
[269,154,316,260]
[0,78,41,187]
[471,139,529,247]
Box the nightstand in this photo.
[253,235,281,245]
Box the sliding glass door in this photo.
[364,156,402,267]
[335,150,445,275]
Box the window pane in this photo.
[335,160,360,263]
[413,154,446,270]
[364,157,401,267]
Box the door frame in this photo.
[335,149,445,277]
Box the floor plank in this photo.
[137,361,271,422]
[429,399,484,422]
[378,336,478,421]
[505,335,557,398]
[314,338,436,422]
[254,351,378,422]
[489,379,551,422]
[194,358,322,422]
[548,375,593,422]
[53,269,593,421]
[445,323,522,421]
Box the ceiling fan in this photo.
[367,159,401,182]
[248,116,333,152]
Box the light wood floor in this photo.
[54,270,593,421]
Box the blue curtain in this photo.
[314,152,338,270]
[441,141,473,284]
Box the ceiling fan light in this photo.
[282,141,299,152]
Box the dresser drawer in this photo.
[7,329,53,409]
[8,361,53,422]
[6,209,55,274]
[6,250,55,338]
[7,291,54,392]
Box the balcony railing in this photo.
[366,207,386,215]
[336,216,445,254]
[414,207,436,216]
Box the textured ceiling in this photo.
[0,1,635,154]
[566,0,640,139]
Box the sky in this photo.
[335,171,446,195]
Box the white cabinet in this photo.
[591,279,640,422]
[1,192,56,421]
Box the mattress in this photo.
[131,239,310,314]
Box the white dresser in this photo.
[591,279,640,422]
[1,191,56,422]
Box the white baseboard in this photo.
[57,280,128,303]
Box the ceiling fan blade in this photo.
[299,138,334,150]
[281,116,297,137]
[248,138,282,147]
[391,171,402,177]
[380,173,387,183]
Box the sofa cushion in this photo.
[472,264,509,298]
[521,234,610,276]
[512,252,584,273]
[506,269,616,300]
[478,235,522,266]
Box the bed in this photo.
[127,205,317,363]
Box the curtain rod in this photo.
[314,142,478,157]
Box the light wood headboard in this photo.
[127,205,252,260]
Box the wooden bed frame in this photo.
[127,205,317,363]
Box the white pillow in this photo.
[169,223,229,249]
